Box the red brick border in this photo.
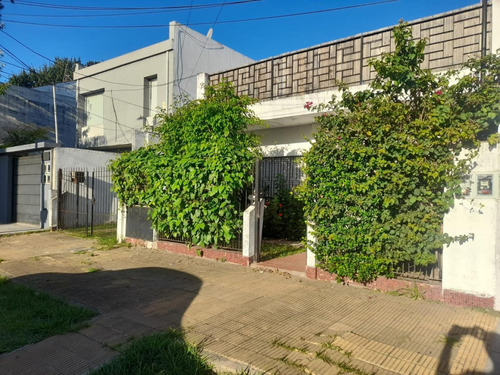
[307,267,494,309]
[126,238,252,266]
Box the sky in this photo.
[0,0,482,83]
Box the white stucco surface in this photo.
[442,144,500,299]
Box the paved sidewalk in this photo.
[0,232,499,374]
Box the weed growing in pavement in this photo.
[277,356,308,372]
[439,335,461,348]
[321,340,352,358]
[315,349,335,365]
[0,258,4,263]
[87,268,100,273]
[271,338,308,353]
[271,337,374,375]
[398,283,426,300]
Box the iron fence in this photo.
[58,167,118,237]
[259,156,304,200]
[394,250,442,282]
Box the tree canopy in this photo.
[300,22,500,283]
[3,57,99,89]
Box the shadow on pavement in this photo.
[0,267,203,374]
[438,324,500,375]
[13,266,202,323]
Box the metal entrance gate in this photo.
[57,167,118,236]
[259,156,304,200]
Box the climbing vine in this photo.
[110,81,262,247]
[300,22,500,283]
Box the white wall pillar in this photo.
[306,224,316,268]
[196,73,209,99]
[242,205,256,259]
[117,202,127,242]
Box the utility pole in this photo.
[52,84,59,144]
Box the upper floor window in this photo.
[85,91,104,128]
[145,76,158,120]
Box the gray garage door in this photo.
[13,155,41,225]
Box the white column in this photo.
[117,202,127,242]
[242,205,256,259]
[196,73,209,99]
[306,224,316,268]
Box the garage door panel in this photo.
[16,175,41,185]
[16,213,40,223]
[14,164,41,175]
[13,155,41,225]
[16,185,40,195]
[16,204,40,214]
[15,194,40,205]
[16,156,41,166]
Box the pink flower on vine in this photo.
[436,90,442,95]
[337,136,342,140]
[278,213,283,217]
[279,203,283,208]
[304,101,313,110]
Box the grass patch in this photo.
[260,241,305,262]
[87,268,101,273]
[0,258,4,263]
[89,330,216,375]
[64,225,127,251]
[0,276,97,354]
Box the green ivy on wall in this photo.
[110,81,262,248]
[299,22,500,283]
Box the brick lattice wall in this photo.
[209,5,491,101]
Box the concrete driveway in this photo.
[0,232,499,374]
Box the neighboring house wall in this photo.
[74,21,254,151]
[0,83,76,147]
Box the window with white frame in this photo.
[84,91,104,138]
[145,76,158,121]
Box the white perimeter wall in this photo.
[443,144,500,306]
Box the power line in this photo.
[3,0,260,18]
[2,28,217,93]
[0,44,32,69]
[184,0,227,92]
[1,30,154,88]
[12,0,261,12]
[3,1,399,29]
[0,59,27,70]
[1,29,52,62]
